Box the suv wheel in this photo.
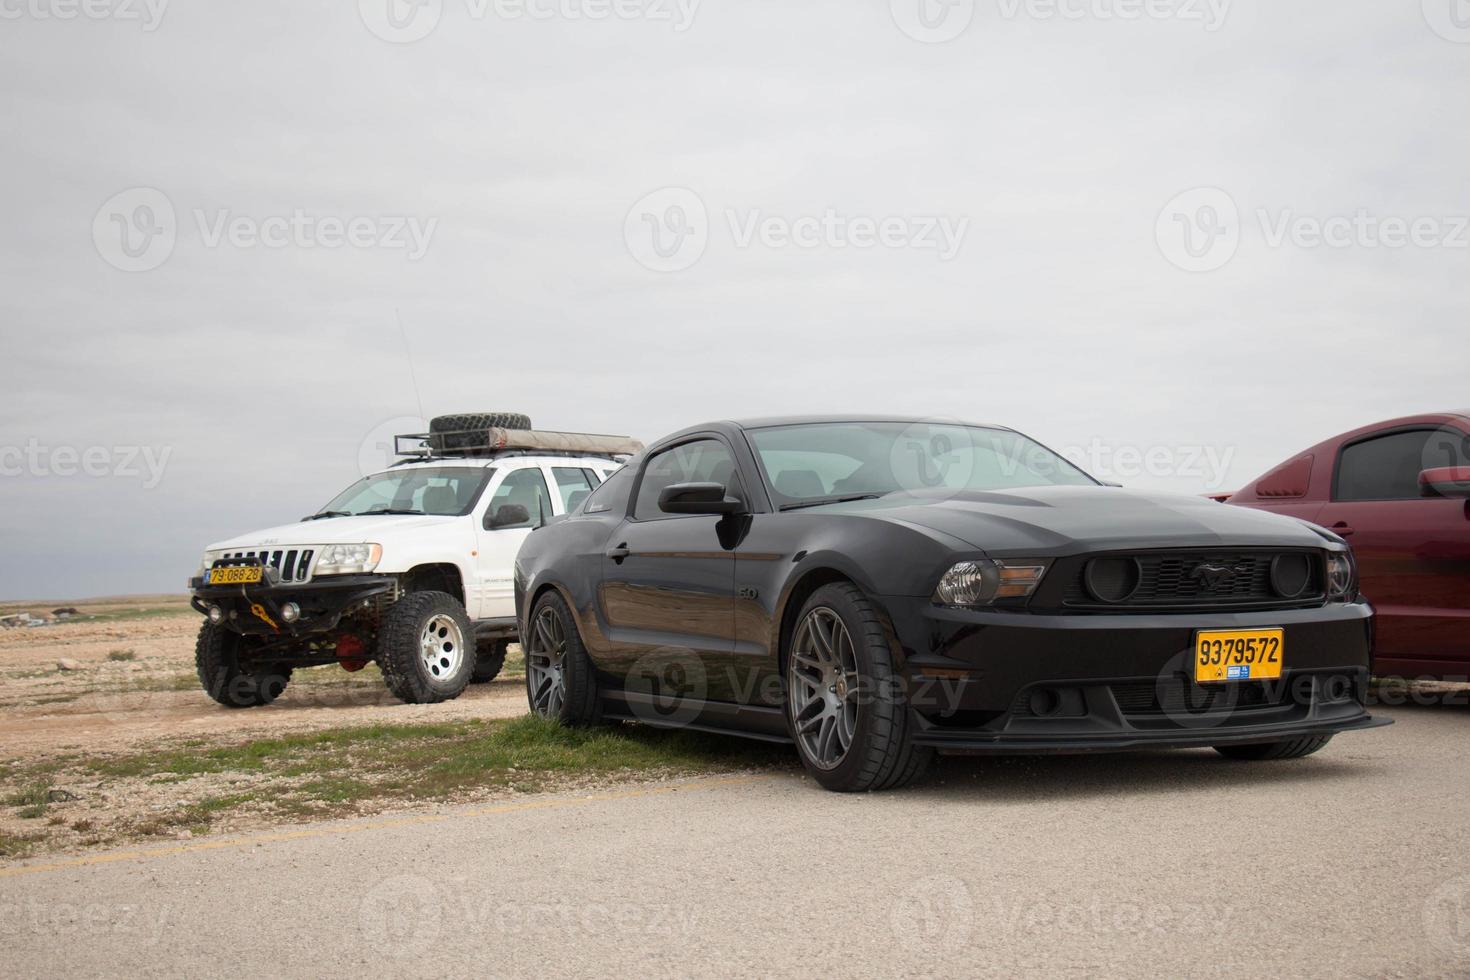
[195,622,292,708]
[1214,736,1333,761]
[377,591,475,704]
[471,638,510,684]
[525,592,599,726]
[785,583,932,792]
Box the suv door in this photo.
[598,437,743,695]
[1317,426,1470,672]
[472,466,552,621]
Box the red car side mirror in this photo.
[1419,467,1470,499]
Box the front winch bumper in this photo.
[189,558,394,637]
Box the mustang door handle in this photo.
[1329,521,1355,537]
[605,544,631,562]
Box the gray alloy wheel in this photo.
[526,605,567,718]
[788,606,861,770]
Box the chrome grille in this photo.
[221,549,316,583]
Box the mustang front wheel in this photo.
[525,591,599,726]
[786,583,931,792]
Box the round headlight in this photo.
[1083,557,1141,604]
[1270,553,1312,598]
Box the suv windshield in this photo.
[747,421,1096,507]
[316,467,493,518]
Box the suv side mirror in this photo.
[659,482,744,516]
[487,503,530,529]
[1419,467,1470,499]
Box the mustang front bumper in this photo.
[880,597,1389,752]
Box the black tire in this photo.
[429,412,532,452]
[195,622,292,708]
[376,591,476,704]
[1214,736,1333,761]
[471,638,510,684]
[784,582,932,792]
[524,591,600,726]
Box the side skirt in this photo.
[600,689,794,745]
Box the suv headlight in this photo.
[1326,552,1357,601]
[934,559,1048,606]
[315,543,382,575]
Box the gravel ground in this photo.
[2,700,1467,978]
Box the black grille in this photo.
[1047,549,1325,612]
[1110,678,1293,716]
[222,549,315,583]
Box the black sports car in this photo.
[514,416,1388,791]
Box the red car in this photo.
[1223,411,1470,680]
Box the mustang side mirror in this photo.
[659,482,744,515]
[1419,467,1470,499]
[488,503,530,529]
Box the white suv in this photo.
[188,414,638,707]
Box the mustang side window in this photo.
[583,465,632,515]
[634,440,738,520]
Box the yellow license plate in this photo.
[209,566,262,586]
[1194,628,1284,683]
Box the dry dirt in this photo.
[0,596,529,765]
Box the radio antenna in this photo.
[395,307,427,425]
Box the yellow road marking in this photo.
[0,773,777,880]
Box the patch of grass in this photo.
[107,649,137,661]
[0,830,40,859]
[4,784,52,808]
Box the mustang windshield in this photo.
[748,421,1096,505]
[317,467,493,518]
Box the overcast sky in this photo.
[1,0,1466,600]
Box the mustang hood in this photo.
[846,486,1334,555]
[207,514,459,551]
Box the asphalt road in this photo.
[3,701,1468,978]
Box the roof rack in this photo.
[392,427,644,464]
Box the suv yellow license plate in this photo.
[1194,628,1284,683]
[209,566,263,586]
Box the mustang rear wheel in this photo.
[525,591,599,726]
[1214,736,1333,761]
[785,583,931,792]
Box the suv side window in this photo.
[583,465,632,515]
[551,467,595,512]
[633,439,739,521]
[486,467,550,528]
[1335,430,1434,501]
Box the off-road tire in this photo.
[429,412,532,451]
[376,591,476,704]
[195,622,293,708]
[525,591,600,726]
[785,582,932,792]
[471,638,510,684]
[1214,736,1333,761]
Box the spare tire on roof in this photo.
[428,412,534,453]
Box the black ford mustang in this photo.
[514,416,1387,791]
